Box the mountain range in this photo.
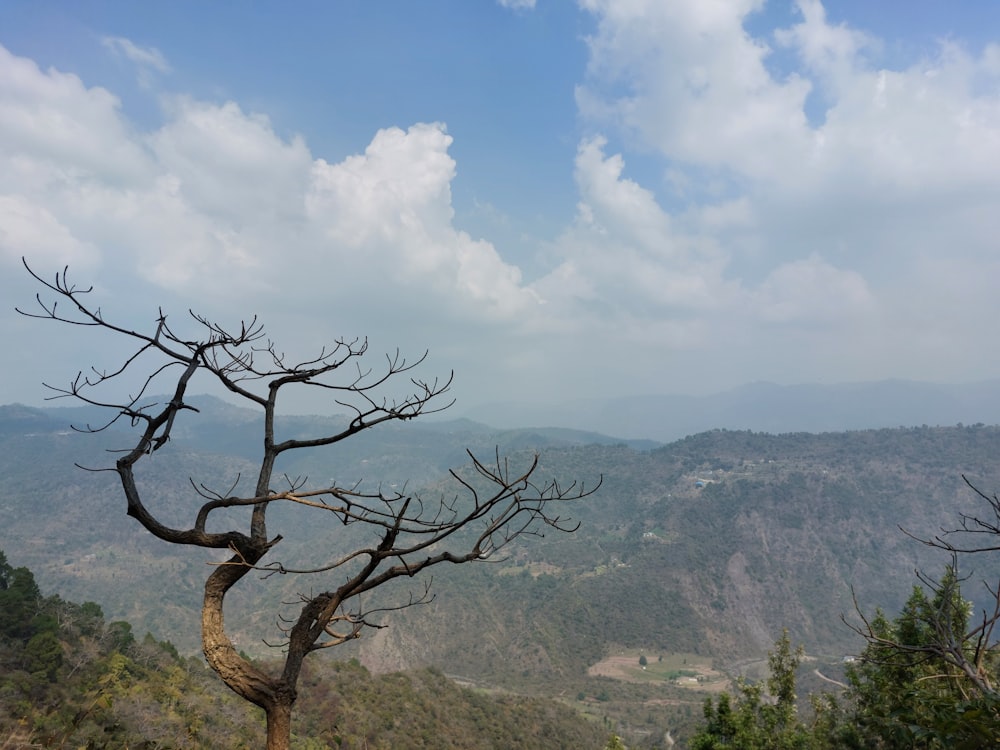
[3,378,1000,744]
[461,378,1000,441]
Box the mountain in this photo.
[0,402,60,434]
[461,378,1000,441]
[3,398,1000,745]
[4,400,996,661]
[344,425,1000,674]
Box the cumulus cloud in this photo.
[536,137,869,345]
[305,122,539,318]
[774,0,875,88]
[577,0,814,177]
[0,40,541,377]
[577,0,1000,203]
[752,254,875,325]
[551,137,732,320]
[0,45,151,182]
[151,98,312,226]
[0,195,99,268]
[567,0,1000,385]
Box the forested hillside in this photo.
[0,550,608,749]
[3,400,1000,746]
[331,424,1000,675]
[5,402,998,666]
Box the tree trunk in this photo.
[266,699,294,750]
[201,553,298,749]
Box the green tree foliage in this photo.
[0,550,43,641]
[690,630,815,750]
[690,566,1000,750]
[689,472,1000,750]
[846,566,1000,748]
[24,630,62,681]
[804,692,862,750]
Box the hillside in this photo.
[350,426,1000,675]
[0,551,609,749]
[4,402,997,663]
[3,401,1000,746]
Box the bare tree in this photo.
[19,261,597,750]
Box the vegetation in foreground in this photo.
[691,565,1000,749]
[9,543,1000,749]
[0,550,607,749]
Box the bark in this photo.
[265,697,295,750]
[202,553,299,750]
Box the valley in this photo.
[2,399,999,746]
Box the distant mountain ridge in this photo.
[18,378,1000,447]
[460,378,1000,441]
[0,402,61,434]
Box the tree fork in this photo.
[19,260,598,749]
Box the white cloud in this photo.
[577,0,814,177]
[102,36,170,83]
[5,0,1000,411]
[774,0,876,89]
[306,123,458,252]
[0,41,542,383]
[498,0,536,9]
[0,45,152,183]
[577,0,1000,202]
[536,136,871,347]
[567,0,1000,386]
[752,254,874,325]
[0,194,98,268]
[305,123,540,318]
[151,98,312,227]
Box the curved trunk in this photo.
[202,551,298,749]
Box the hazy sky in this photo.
[3,1,1000,415]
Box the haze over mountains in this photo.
[461,379,1000,442]
[11,378,1000,446]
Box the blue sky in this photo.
[3,1,1000,425]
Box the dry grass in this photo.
[587,651,731,693]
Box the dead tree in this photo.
[19,261,597,750]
